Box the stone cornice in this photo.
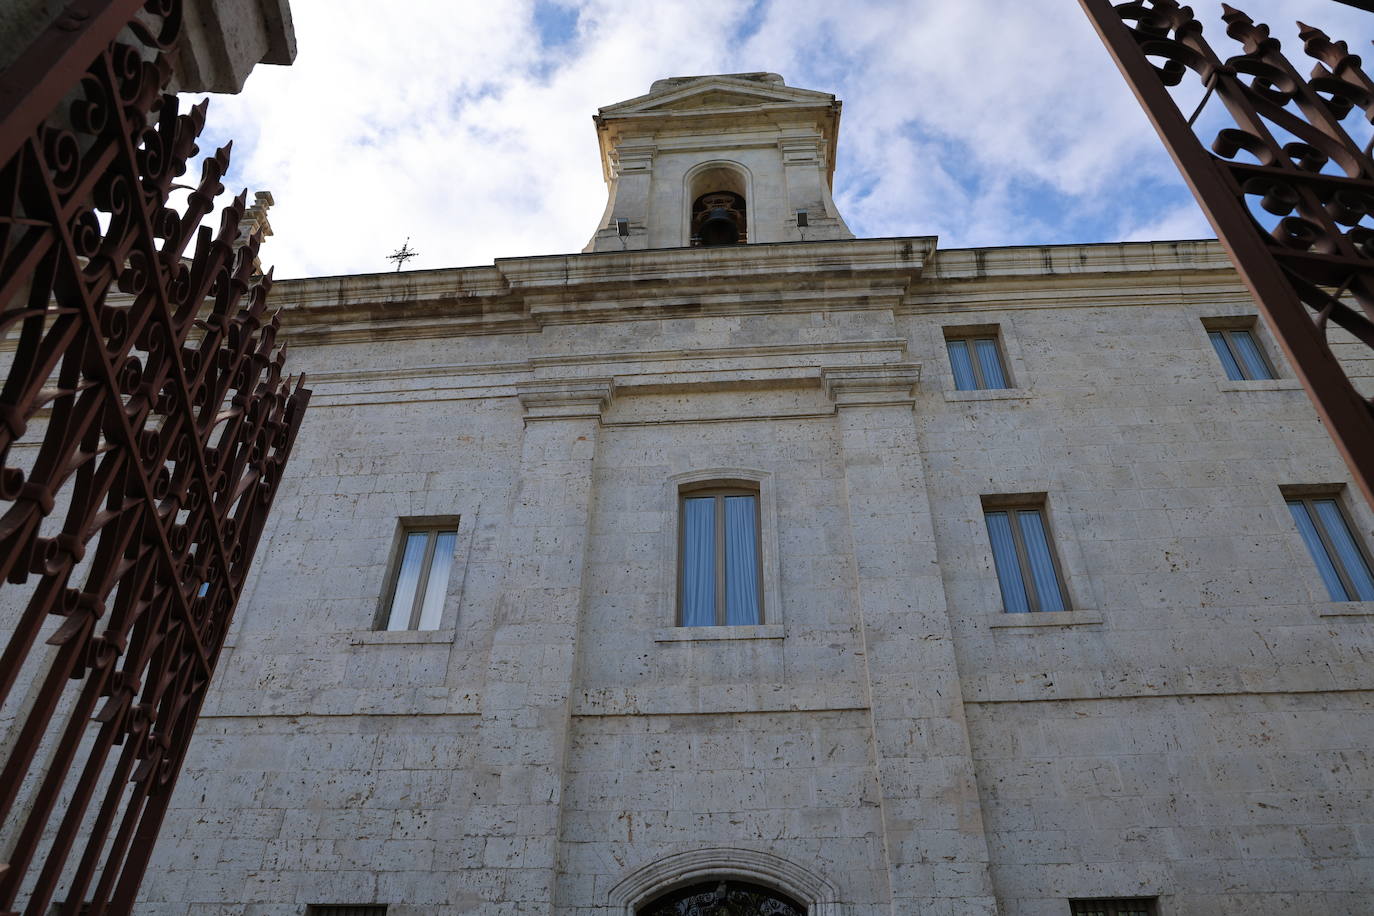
[256,237,934,345]
[515,378,614,422]
[68,237,1250,354]
[926,238,1231,281]
[821,364,921,407]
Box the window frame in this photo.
[676,481,765,627]
[944,327,1012,391]
[1202,317,1276,381]
[1285,491,1374,602]
[982,498,1072,614]
[377,517,460,631]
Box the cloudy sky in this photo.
[183,1,1373,279]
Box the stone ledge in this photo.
[345,628,457,646]
[653,624,785,642]
[1317,601,1374,617]
[1217,378,1303,392]
[985,610,1103,628]
[943,387,1032,402]
[573,682,867,717]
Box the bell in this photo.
[698,207,740,247]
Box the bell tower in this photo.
[584,73,854,252]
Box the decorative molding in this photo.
[821,364,921,407]
[606,846,840,915]
[515,378,614,421]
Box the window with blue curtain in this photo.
[679,486,762,625]
[381,522,459,630]
[1207,324,1274,380]
[983,503,1069,613]
[1287,495,1374,602]
[946,333,1010,390]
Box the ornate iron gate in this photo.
[0,2,309,913]
[1081,0,1374,508]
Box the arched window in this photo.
[678,482,763,626]
[687,165,748,247]
[638,880,806,916]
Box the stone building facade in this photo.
[134,74,1374,914]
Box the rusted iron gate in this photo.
[1081,0,1374,509]
[0,1,309,913]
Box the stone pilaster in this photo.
[587,140,655,252]
[457,378,612,908]
[779,129,853,241]
[822,366,999,915]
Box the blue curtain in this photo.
[1230,330,1272,380]
[947,339,978,390]
[1313,499,1374,600]
[416,530,457,630]
[985,511,1030,612]
[974,338,1007,388]
[1208,331,1245,380]
[724,495,761,624]
[1289,500,1348,600]
[1018,510,1066,611]
[681,498,716,625]
[385,531,429,629]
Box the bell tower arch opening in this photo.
[687,163,750,247]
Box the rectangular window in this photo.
[984,500,1070,613]
[306,908,388,916]
[946,331,1010,391]
[380,521,458,630]
[1206,322,1274,380]
[1287,494,1374,601]
[679,487,762,626]
[1069,900,1157,916]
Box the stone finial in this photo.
[234,191,275,276]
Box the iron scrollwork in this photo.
[1081,0,1374,508]
[0,1,309,913]
[638,881,806,916]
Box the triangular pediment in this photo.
[598,74,837,119]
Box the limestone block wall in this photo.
[98,238,1374,914]
[911,243,1374,913]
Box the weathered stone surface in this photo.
[104,78,1374,914]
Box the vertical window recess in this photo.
[381,523,458,630]
[1287,495,1374,602]
[679,487,763,626]
[1208,325,1274,380]
[984,503,1070,613]
[946,334,1010,390]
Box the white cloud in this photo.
[185,0,1374,277]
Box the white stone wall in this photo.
[112,238,1374,914]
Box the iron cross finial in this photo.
[387,238,418,271]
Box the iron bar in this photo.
[0,1,308,913]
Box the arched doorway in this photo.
[637,880,806,915]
